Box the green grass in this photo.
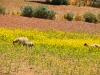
[0,28,100,75]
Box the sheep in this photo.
[23,41,34,47]
[13,37,29,45]
[13,37,34,48]
[84,43,100,48]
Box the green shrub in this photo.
[34,6,56,19]
[0,6,5,14]
[51,0,69,5]
[97,13,100,21]
[63,0,69,5]
[66,12,74,21]
[48,10,56,19]
[51,0,63,5]
[20,6,34,17]
[83,12,97,23]
[45,0,51,3]
[92,0,100,7]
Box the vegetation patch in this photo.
[83,12,98,23]
[20,6,34,17]
[0,5,5,14]
[65,12,74,21]
[51,0,69,5]
[34,5,56,19]
[0,28,100,75]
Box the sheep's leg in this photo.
[30,46,33,50]
[97,48,100,52]
[88,48,93,53]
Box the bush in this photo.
[97,13,100,23]
[65,12,74,21]
[48,10,56,19]
[20,6,34,17]
[63,0,69,5]
[51,0,69,5]
[45,0,51,3]
[75,13,83,21]
[83,12,97,23]
[97,13,100,20]
[34,6,56,19]
[51,0,63,5]
[92,0,100,7]
[0,6,5,14]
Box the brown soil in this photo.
[0,0,100,34]
[0,14,100,34]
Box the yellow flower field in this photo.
[0,28,100,75]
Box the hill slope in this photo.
[0,0,100,34]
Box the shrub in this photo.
[51,0,69,5]
[97,13,100,20]
[34,6,56,19]
[51,0,63,5]
[83,12,97,23]
[12,11,16,15]
[65,12,74,21]
[63,0,69,5]
[20,6,34,17]
[97,13,100,23]
[75,13,83,21]
[48,10,56,19]
[45,0,51,3]
[0,6,5,14]
[92,0,100,7]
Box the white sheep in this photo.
[23,41,34,47]
[13,37,29,45]
[84,43,100,48]
[13,37,34,47]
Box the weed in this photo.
[65,12,74,21]
[0,5,5,14]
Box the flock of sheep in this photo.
[13,37,100,50]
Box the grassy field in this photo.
[0,28,100,75]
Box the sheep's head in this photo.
[13,39,19,45]
[84,43,88,46]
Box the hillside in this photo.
[0,0,100,34]
[0,14,100,34]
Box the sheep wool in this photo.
[84,43,100,48]
[23,41,34,47]
[13,37,29,45]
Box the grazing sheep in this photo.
[13,37,34,47]
[84,43,100,48]
[23,41,34,47]
[13,37,29,45]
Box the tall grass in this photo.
[0,28,100,75]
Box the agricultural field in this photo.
[0,28,100,75]
[0,0,100,75]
